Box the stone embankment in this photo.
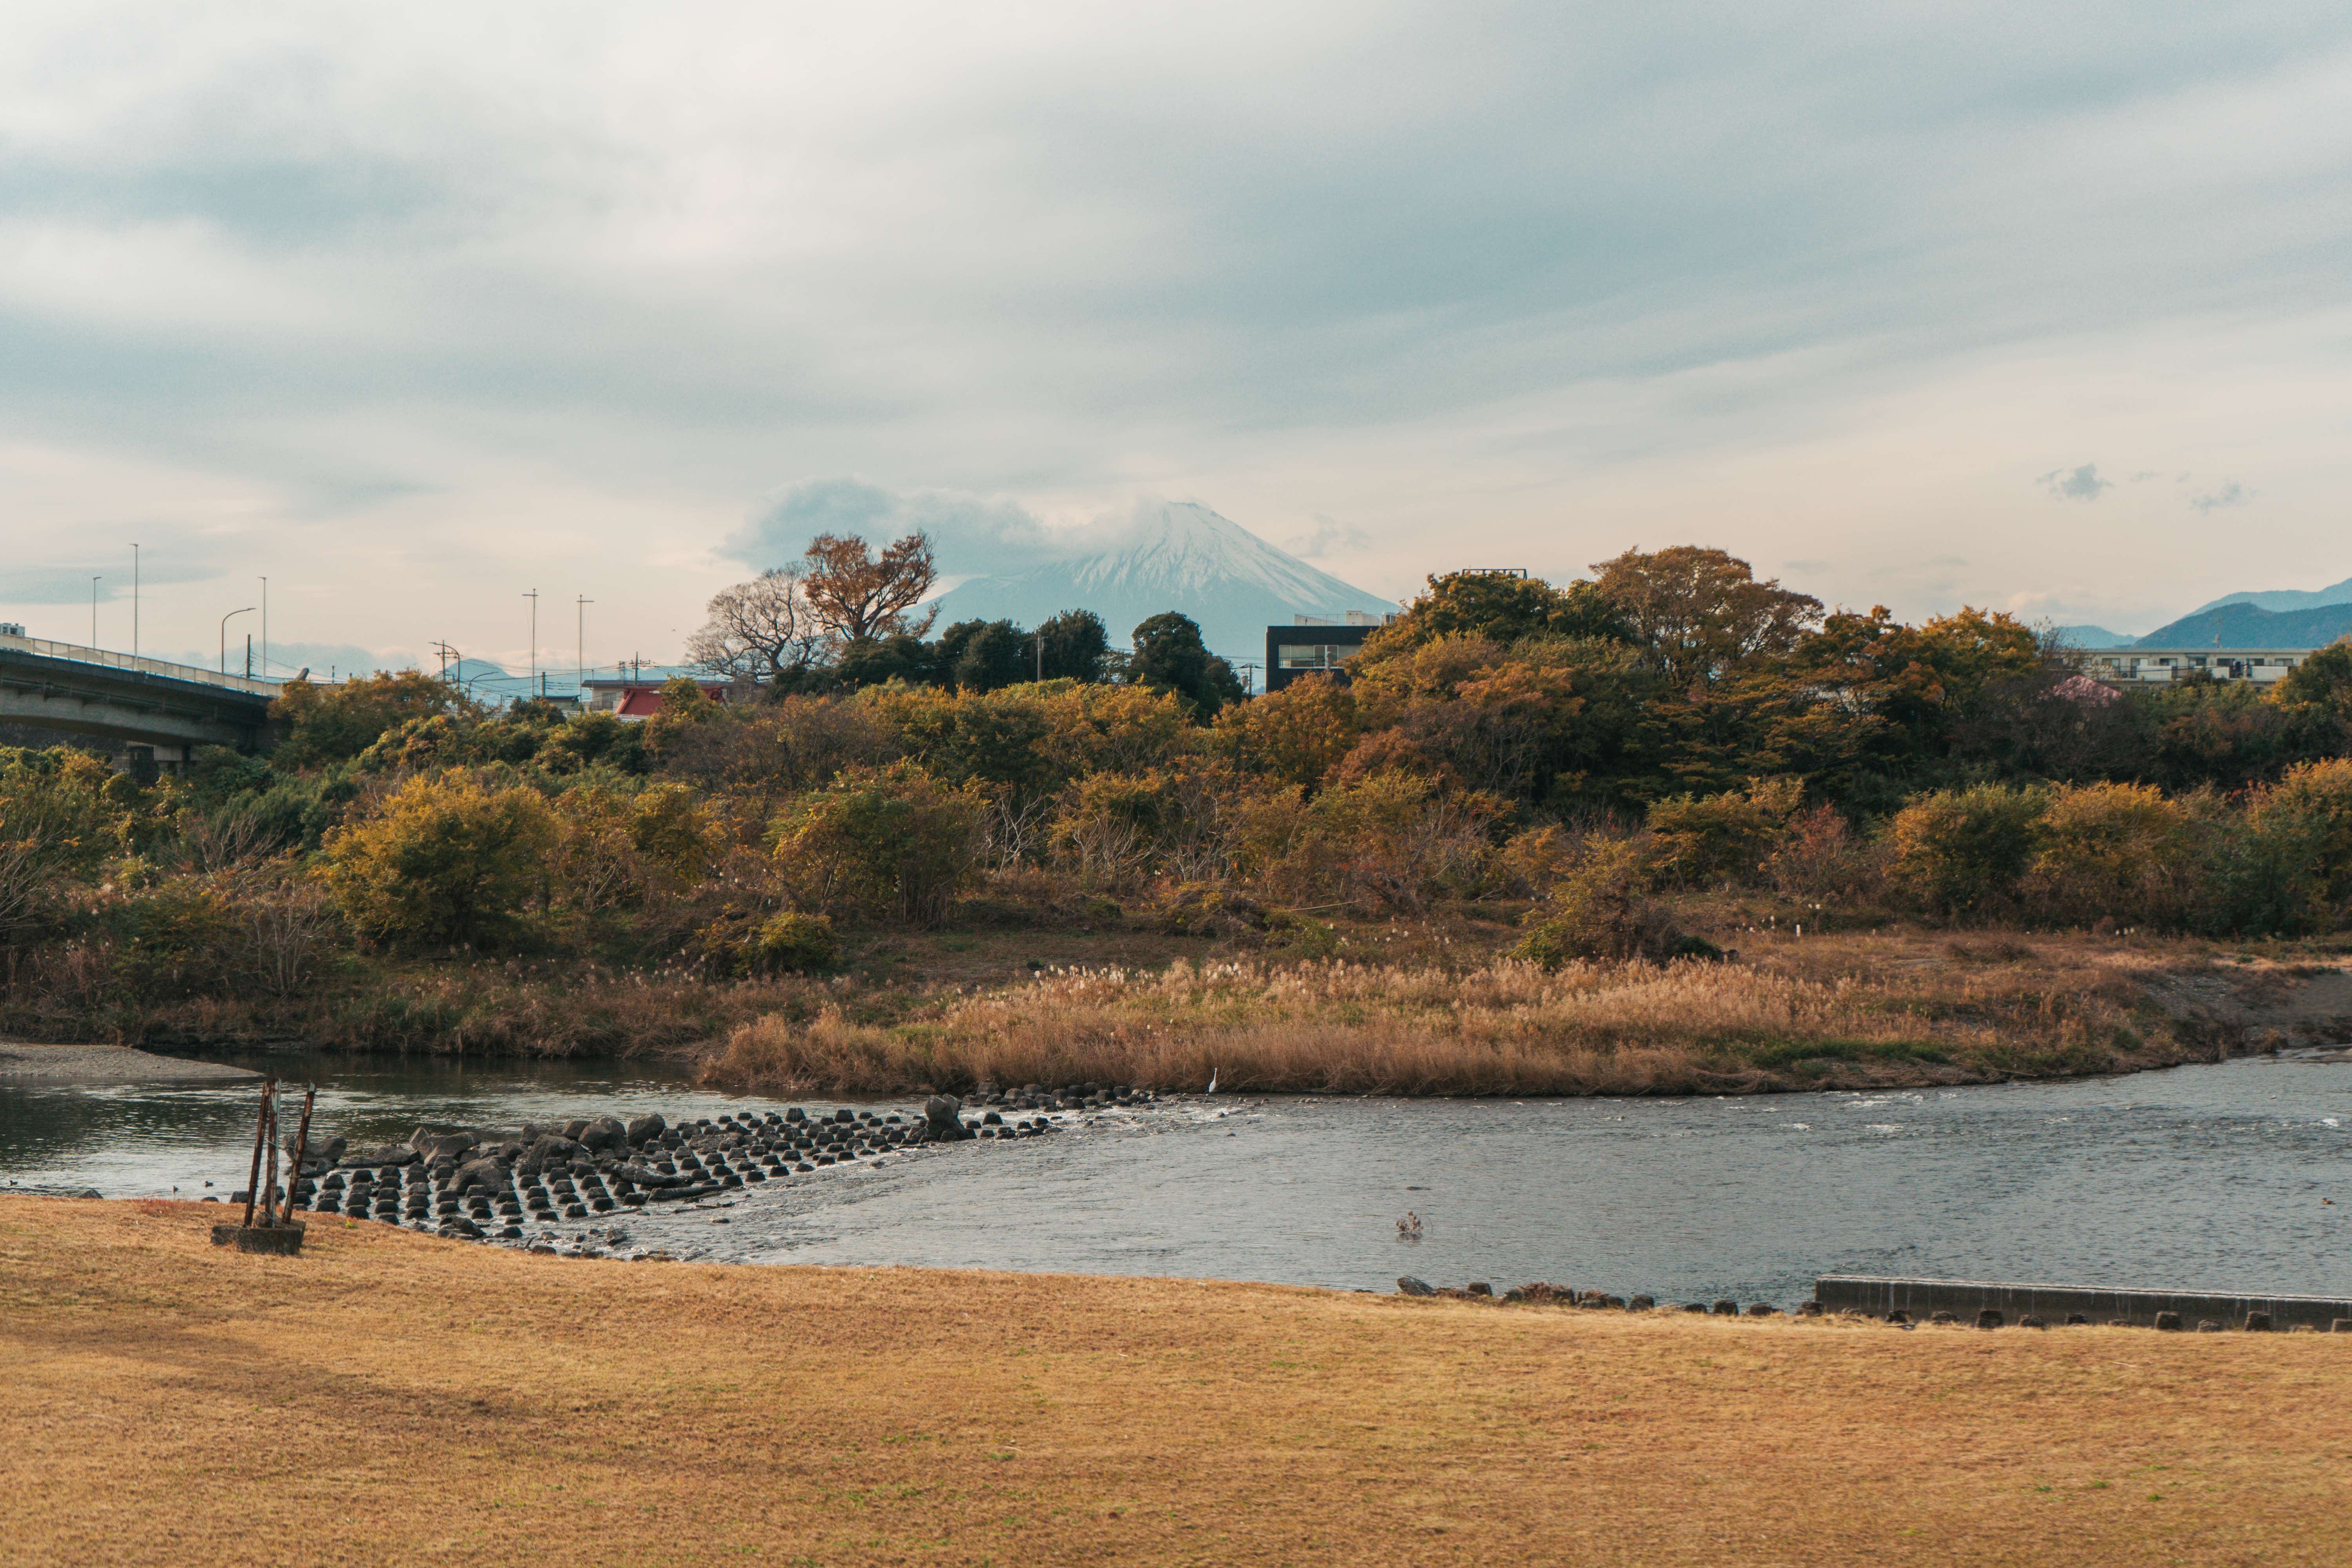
[1395,1274,2352,1332]
[269,1082,1157,1243]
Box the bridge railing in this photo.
[0,633,278,698]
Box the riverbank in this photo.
[7,916,2345,1098]
[0,1041,260,1084]
[3,1196,2347,1567]
[702,929,2352,1098]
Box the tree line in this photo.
[684,530,1243,711]
[2,542,2348,1031]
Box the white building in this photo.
[2082,648,2314,685]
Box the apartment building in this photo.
[2081,648,2313,684]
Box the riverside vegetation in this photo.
[3,541,2349,1096]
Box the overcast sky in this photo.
[4,1,2348,673]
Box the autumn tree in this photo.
[319,771,559,947]
[1366,570,1626,655]
[768,760,987,926]
[270,670,477,768]
[1590,546,1822,685]
[800,531,940,644]
[686,568,828,684]
[1212,675,1359,790]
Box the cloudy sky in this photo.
[4,1,2348,673]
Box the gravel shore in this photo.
[0,1042,262,1085]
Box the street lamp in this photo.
[220,607,256,674]
[91,577,100,646]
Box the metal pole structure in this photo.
[241,1078,276,1227]
[1035,634,1043,682]
[259,575,267,678]
[245,633,252,678]
[91,577,100,645]
[281,1088,314,1226]
[577,595,592,698]
[220,606,255,674]
[131,544,139,660]
[524,588,538,693]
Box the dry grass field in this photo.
[707,927,2323,1098]
[5,1196,2349,1567]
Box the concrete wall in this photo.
[1817,1274,2352,1330]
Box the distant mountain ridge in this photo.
[2136,601,2352,649]
[2189,575,2352,616]
[2058,571,2352,650]
[2053,624,2138,649]
[926,501,1397,660]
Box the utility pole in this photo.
[1034,633,1044,682]
[220,606,255,674]
[523,588,539,691]
[577,595,592,697]
[432,641,459,683]
[131,544,140,660]
[245,633,252,678]
[259,576,267,679]
[91,577,99,646]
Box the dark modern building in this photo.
[1264,613,1397,691]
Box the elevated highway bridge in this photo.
[0,633,278,768]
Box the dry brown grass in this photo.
[706,927,2236,1096]
[4,1196,2349,1567]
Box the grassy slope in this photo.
[3,1196,2348,1567]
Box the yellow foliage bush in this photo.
[319,771,559,947]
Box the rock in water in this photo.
[1396,1276,1436,1297]
[925,1096,973,1142]
[285,1132,347,1167]
[409,1131,476,1165]
[625,1113,666,1146]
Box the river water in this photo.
[5,1053,2349,1306]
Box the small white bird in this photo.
[1205,1068,1218,1095]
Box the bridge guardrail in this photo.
[0,634,278,699]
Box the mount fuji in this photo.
[924,501,1399,661]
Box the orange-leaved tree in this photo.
[800,532,939,645]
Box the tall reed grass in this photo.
[707,952,2181,1097]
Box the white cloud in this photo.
[2038,464,2114,502]
[0,4,2347,659]
[2189,478,2254,513]
[1283,514,1372,562]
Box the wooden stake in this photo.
[241,1078,276,1229]
[259,1092,281,1226]
[281,1089,316,1226]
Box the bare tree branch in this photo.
[686,568,829,682]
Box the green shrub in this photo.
[100,876,243,1004]
[1263,908,1340,958]
[769,760,986,926]
[2250,757,2352,909]
[1646,776,1803,886]
[319,771,559,947]
[746,912,837,974]
[2026,781,2190,925]
[1511,839,1679,965]
[1886,784,2048,915]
